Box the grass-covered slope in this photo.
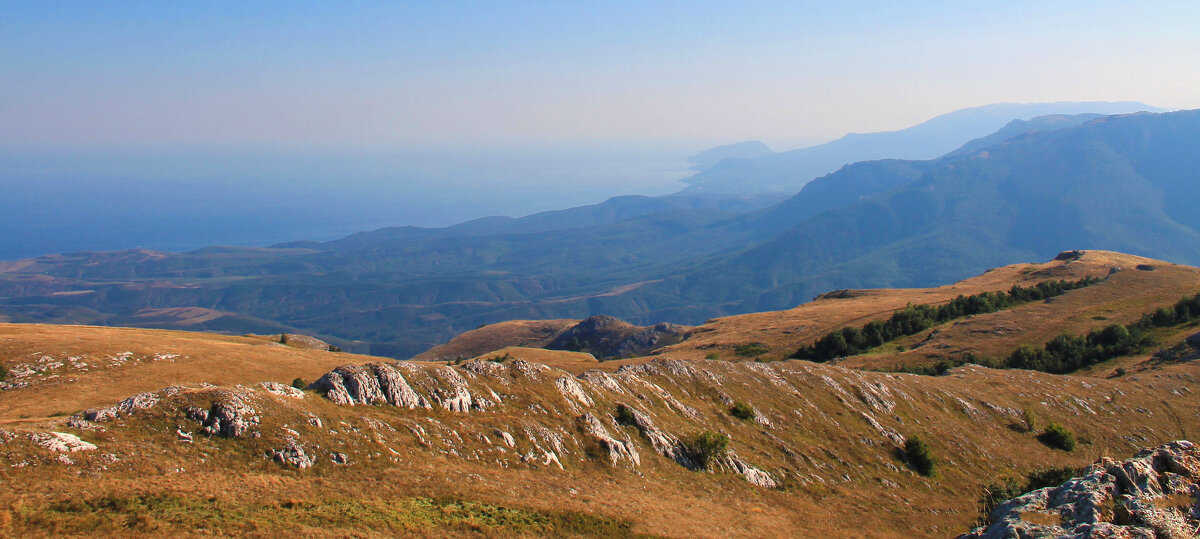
[2,321,1200,537]
[0,324,385,422]
[637,251,1200,373]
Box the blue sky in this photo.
[3,1,1199,150]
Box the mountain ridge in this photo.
[1,107,1195,358]
[681,101,1161,194]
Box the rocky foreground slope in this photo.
[2,343,1200,536]
[961,440,1200,539]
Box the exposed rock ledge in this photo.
[960,440,1200,539]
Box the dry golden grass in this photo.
[0,323,385,422]
[5,251,1200,537]
[836,252,1200,372]
[413,319,579,361]
[644,251,1200,373]
[468,346,600,374]
[2,320,1200,537]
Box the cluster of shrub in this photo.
[892,292,1200,376]
[792,277,1102,362]
[904,435,936,476]
[733,343,769,358]
[1004,291,1200,374]
[887,354,984,376]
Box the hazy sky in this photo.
[3,1,1199,151]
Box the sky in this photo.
[3,1,1200,152]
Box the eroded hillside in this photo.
[1,320,1199,536]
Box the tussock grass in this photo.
[15,493,650,537]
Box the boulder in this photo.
[577,412,639,466]
[959,440,1200,539]
[196,392,260,438]
[272,439,314,469]
[30,432,96,452]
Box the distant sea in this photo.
[0,144,694,260]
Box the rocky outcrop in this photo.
[314,362,506,412]
[83,386,190,422]
[30,432,97,452]
[189,391,260,438]
[272,439,314,469]
[577,413,639,466]
[547,315,689,359]
[960,440,1200,539]
[495,429,516,448]
[85,391,161,421]
[311,363,429,409]
[717,455,778,489]
[556,376,595,410]
[619,404,697,470]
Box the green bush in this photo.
[904,435,936,476]
[1003,291,1200,374]
[1025,466,1079,489]
[487,353,515,363]
[291,377,307,390]
[0,363,8,382]
[704,352,720,360]
[1019,407,1038,433]
[689,431,730,469]
[1038,423,1077,452]
[614,404,636,427]
[976,478,1023,524]
[793,277,1101,362]
[976,466,1081,525]
[734,343,769,358]
[729,401,756,421]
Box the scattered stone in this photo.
[65,417,104,431]
[859,412,905,447]
[272,439,314,469]
[259,381,305,399]
[495,429,516,448]
[84,391,160,422]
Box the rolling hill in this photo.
[2,253,1200,536]
[1,108,1197,360]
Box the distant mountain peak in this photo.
[679,101,1161,195]
[686,141,775,171]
